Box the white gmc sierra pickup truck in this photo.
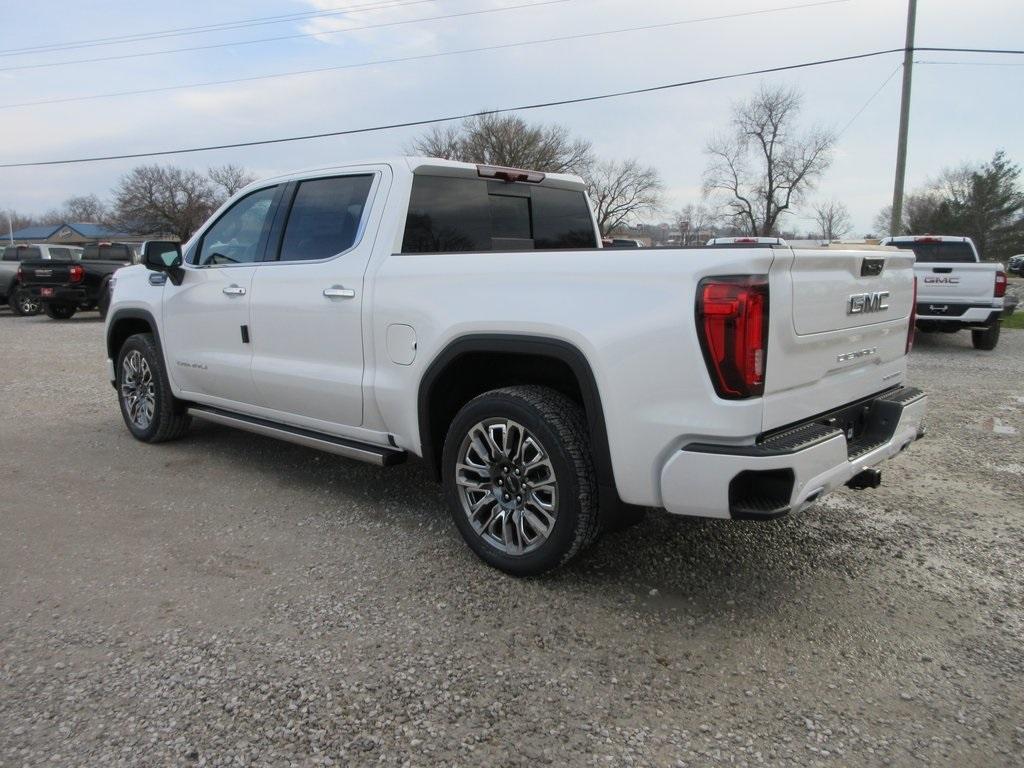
[880,235,1008,350]
[105,157,927,575]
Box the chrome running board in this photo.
[187,406,406,467]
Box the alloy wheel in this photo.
[18,292,40,314]
[454,418,558,556]
[121,350,156,430]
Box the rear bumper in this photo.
[660,387,927,520]
[28,285,87,304]
[916,303,1000,326]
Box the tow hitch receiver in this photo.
[847,468,882,490]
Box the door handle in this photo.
[323,286,356,299]
[222,284,246,296]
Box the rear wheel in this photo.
[43,303,76,320]
[8,288,41,316]
[116,333,191,443]
[972,321,1000,350]
[442,385,599,577]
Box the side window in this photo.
[2,247,19,261]
[277,175,374,262]
[402,176,490,253]
[82,245,99,260]
[532,186,598,249]
[197,186,278,266]
[401,175,598,253]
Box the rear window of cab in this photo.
[892,241,976,263]
[401,175,596,253]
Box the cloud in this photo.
[297,0,441,53]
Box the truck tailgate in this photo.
[916,263,998,304]
[19,261,75,286]
[763,248,915,431]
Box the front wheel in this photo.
[972,321,1000,350]
[8,288,41,316]
[116,333,191,443]
[43,303,76,320]
[442,385,599,577]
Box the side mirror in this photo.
[143,241,184,285]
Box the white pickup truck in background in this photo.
[881,235,1008,350]
[105,157,927,575]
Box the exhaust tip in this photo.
[847,468,882,491]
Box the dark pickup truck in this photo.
[20,243,136,319]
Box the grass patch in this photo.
[1003,311,1024,330]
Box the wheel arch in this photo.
[417,334,616,495]
[106,308,162,362]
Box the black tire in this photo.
[972,321,1000,350]
[43,303,76,320]
[442,385,599,577]
[8,288,41,316]
[115,333,191,443]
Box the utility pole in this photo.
[890,0,917,235]
[5,209,13,245]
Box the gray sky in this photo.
[2,0,1022,235]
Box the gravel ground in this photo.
[1,309,1022,768]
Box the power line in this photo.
[836,63,902,137]
[0,48,907,169]
[0,0,573,73]
[0,0,442,57]
[0,0,858,111]
[914,46,1024,55]
[915,59,1024,66]
[2,46,1019,169]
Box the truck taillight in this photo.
[696,276,769,399]
[995,270,1007,298]
[15,266,23,284]
[907,276,917,354]
[69,264,84,283]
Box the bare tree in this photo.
[704,85,835,236]
[62,194,109,223]
[872,204,895,237]
[812,199,851,241]
[586,159,664,237]
[111,165,219,241]
[37,209,66,226]
[408,113,594,174]
[7,211,39,233]
[209,164,258,199]
[410,124,464,161]
[676,203,720,244]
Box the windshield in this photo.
[893,241,976,263]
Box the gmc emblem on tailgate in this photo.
[848,291,890,315]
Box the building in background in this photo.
[5,222,172,246]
